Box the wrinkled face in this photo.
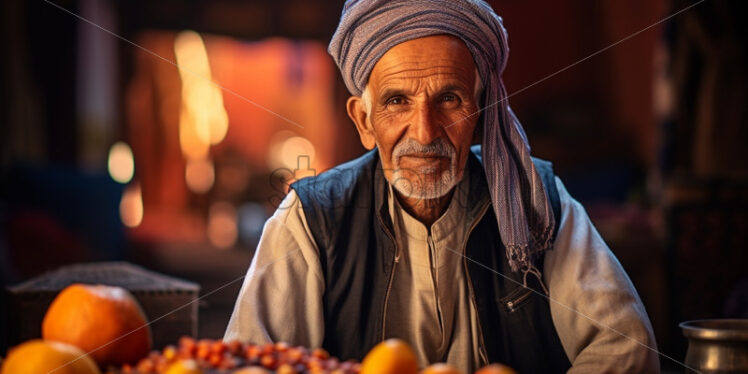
[347,35,481,199]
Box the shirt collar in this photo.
[386,153,491,241]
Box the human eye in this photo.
[385,96,407,106]
[438,93,461,109]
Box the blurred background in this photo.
[0,0,745,371]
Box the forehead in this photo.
[369,35,476,88]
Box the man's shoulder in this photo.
[290,149,379,206]
[470,144,553,172]
[292,149,377,188]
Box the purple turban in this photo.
[328,0,556,275]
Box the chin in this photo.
[391,169,459,200]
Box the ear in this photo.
[347,96,377,150]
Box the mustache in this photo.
[392,138,455,160]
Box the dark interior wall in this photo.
[118,0,346,41]
[487,0,667,172]
[1,0,79,170]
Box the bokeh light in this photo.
[120,183,143,228]
[280,136,316,169]
[267,131,316,171]
[107,142,135,184]
[174,30,229,162]
[207,201,237,249]
[185,158,215,194]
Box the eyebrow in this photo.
[377,88,408,104]
[439,84,467,94]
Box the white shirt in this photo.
[225,174,660,373]
[384,171,484,373]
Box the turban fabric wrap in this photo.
[328,0,556,278]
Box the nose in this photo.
[409,102,443,145]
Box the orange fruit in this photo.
[0,339,101,374]
[420,363,463,374]
[42,283,152,366]
[361,339,419,374]
[164,359,203,374]
[474,363,517,374]
[233,368,272,374]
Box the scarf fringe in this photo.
[506,224,553,273]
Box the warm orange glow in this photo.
[179,115,210,160]
[207,201,237,249]
[281,136,316,169]
[107,142,135,184]
[126,33,342,244]
[185,158,215,194]
[120,183,143,228]
[267,131,317,171]
[216,163,251,193]
[174,30,229,162]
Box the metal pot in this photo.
[680,319,748,373]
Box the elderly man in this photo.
[226,1,659,373]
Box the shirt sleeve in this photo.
[544,177,660,373]
[224,190,326,347]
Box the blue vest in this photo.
[291,145,571,372]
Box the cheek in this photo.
[369,116,407,168]
[372,111,411,142]
[443,111,478,174]
[445,109,479,145]
[374,109,414,129]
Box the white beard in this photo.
[389,138,461,199]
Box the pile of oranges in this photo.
[120,338,357,374]
[0,283,516,374]
[118,338,515,374]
